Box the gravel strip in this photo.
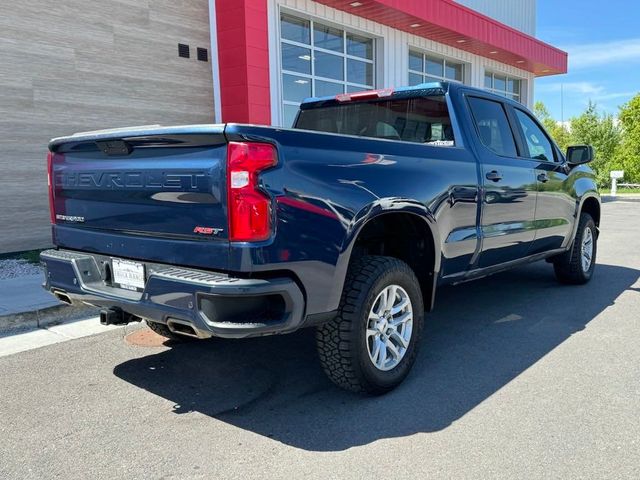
[0,259,43,280]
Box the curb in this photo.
[0,302,100,335]
[602,194,640,202]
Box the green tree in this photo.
[570,101,622,187]
[613,94,640,183]
[533,101,571,152]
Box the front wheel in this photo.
[553,212,597,284]
[316,256,424,394]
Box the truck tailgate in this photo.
[49,125,230,270]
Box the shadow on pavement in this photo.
[114,262,639,451]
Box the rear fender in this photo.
[326,198,440,312]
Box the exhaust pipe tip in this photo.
[52,290,73,305]
[167,319,209,339]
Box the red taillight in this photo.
[227,142,277,242]
[47,151,56,224]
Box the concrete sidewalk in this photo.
[0,274,96,333]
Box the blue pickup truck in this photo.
[41,82,600,394]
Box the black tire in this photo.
[316,255,424,395]
[145,320,191,341]
[553,212,597,284]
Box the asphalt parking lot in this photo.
[1,200,639,479]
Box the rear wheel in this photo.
[316,255,424,394]
[553,212,597,284]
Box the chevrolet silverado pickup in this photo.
[41,82,600,394]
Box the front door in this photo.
[467,96,538,268]
[511,107,574,253]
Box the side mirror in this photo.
[566,145,594,165]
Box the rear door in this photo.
[510,107,574,253]
[466,96,538,268]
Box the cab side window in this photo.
[467,97,518,157]
[514,109,555,162]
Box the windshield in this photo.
[295,95,454,145]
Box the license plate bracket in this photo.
[111,258,146,291]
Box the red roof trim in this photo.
[314,0,567,76]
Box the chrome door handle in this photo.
[486,170,503,182]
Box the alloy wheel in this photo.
[366,284,413,371]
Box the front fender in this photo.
[567,165,600,242]
[571,192,601,237]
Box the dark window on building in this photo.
[279,12,375,127]
[178,43,190,58]
[484,72,522,102]
[468,97,517,157]
[197,47,208,62]
[408,50,465,85]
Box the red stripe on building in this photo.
[215,0,271,124]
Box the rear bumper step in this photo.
[40,249,305,339]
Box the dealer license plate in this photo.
[112,258,146,291]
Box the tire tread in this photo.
[554,212,596,284]
[316,255,422,394]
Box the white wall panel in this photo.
[0,0,215,253]
[270,0,535,125]
[455,0,536,36]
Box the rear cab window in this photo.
[467,96,518,157]
[295,94,455,145]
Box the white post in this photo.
[610,171,624,197]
